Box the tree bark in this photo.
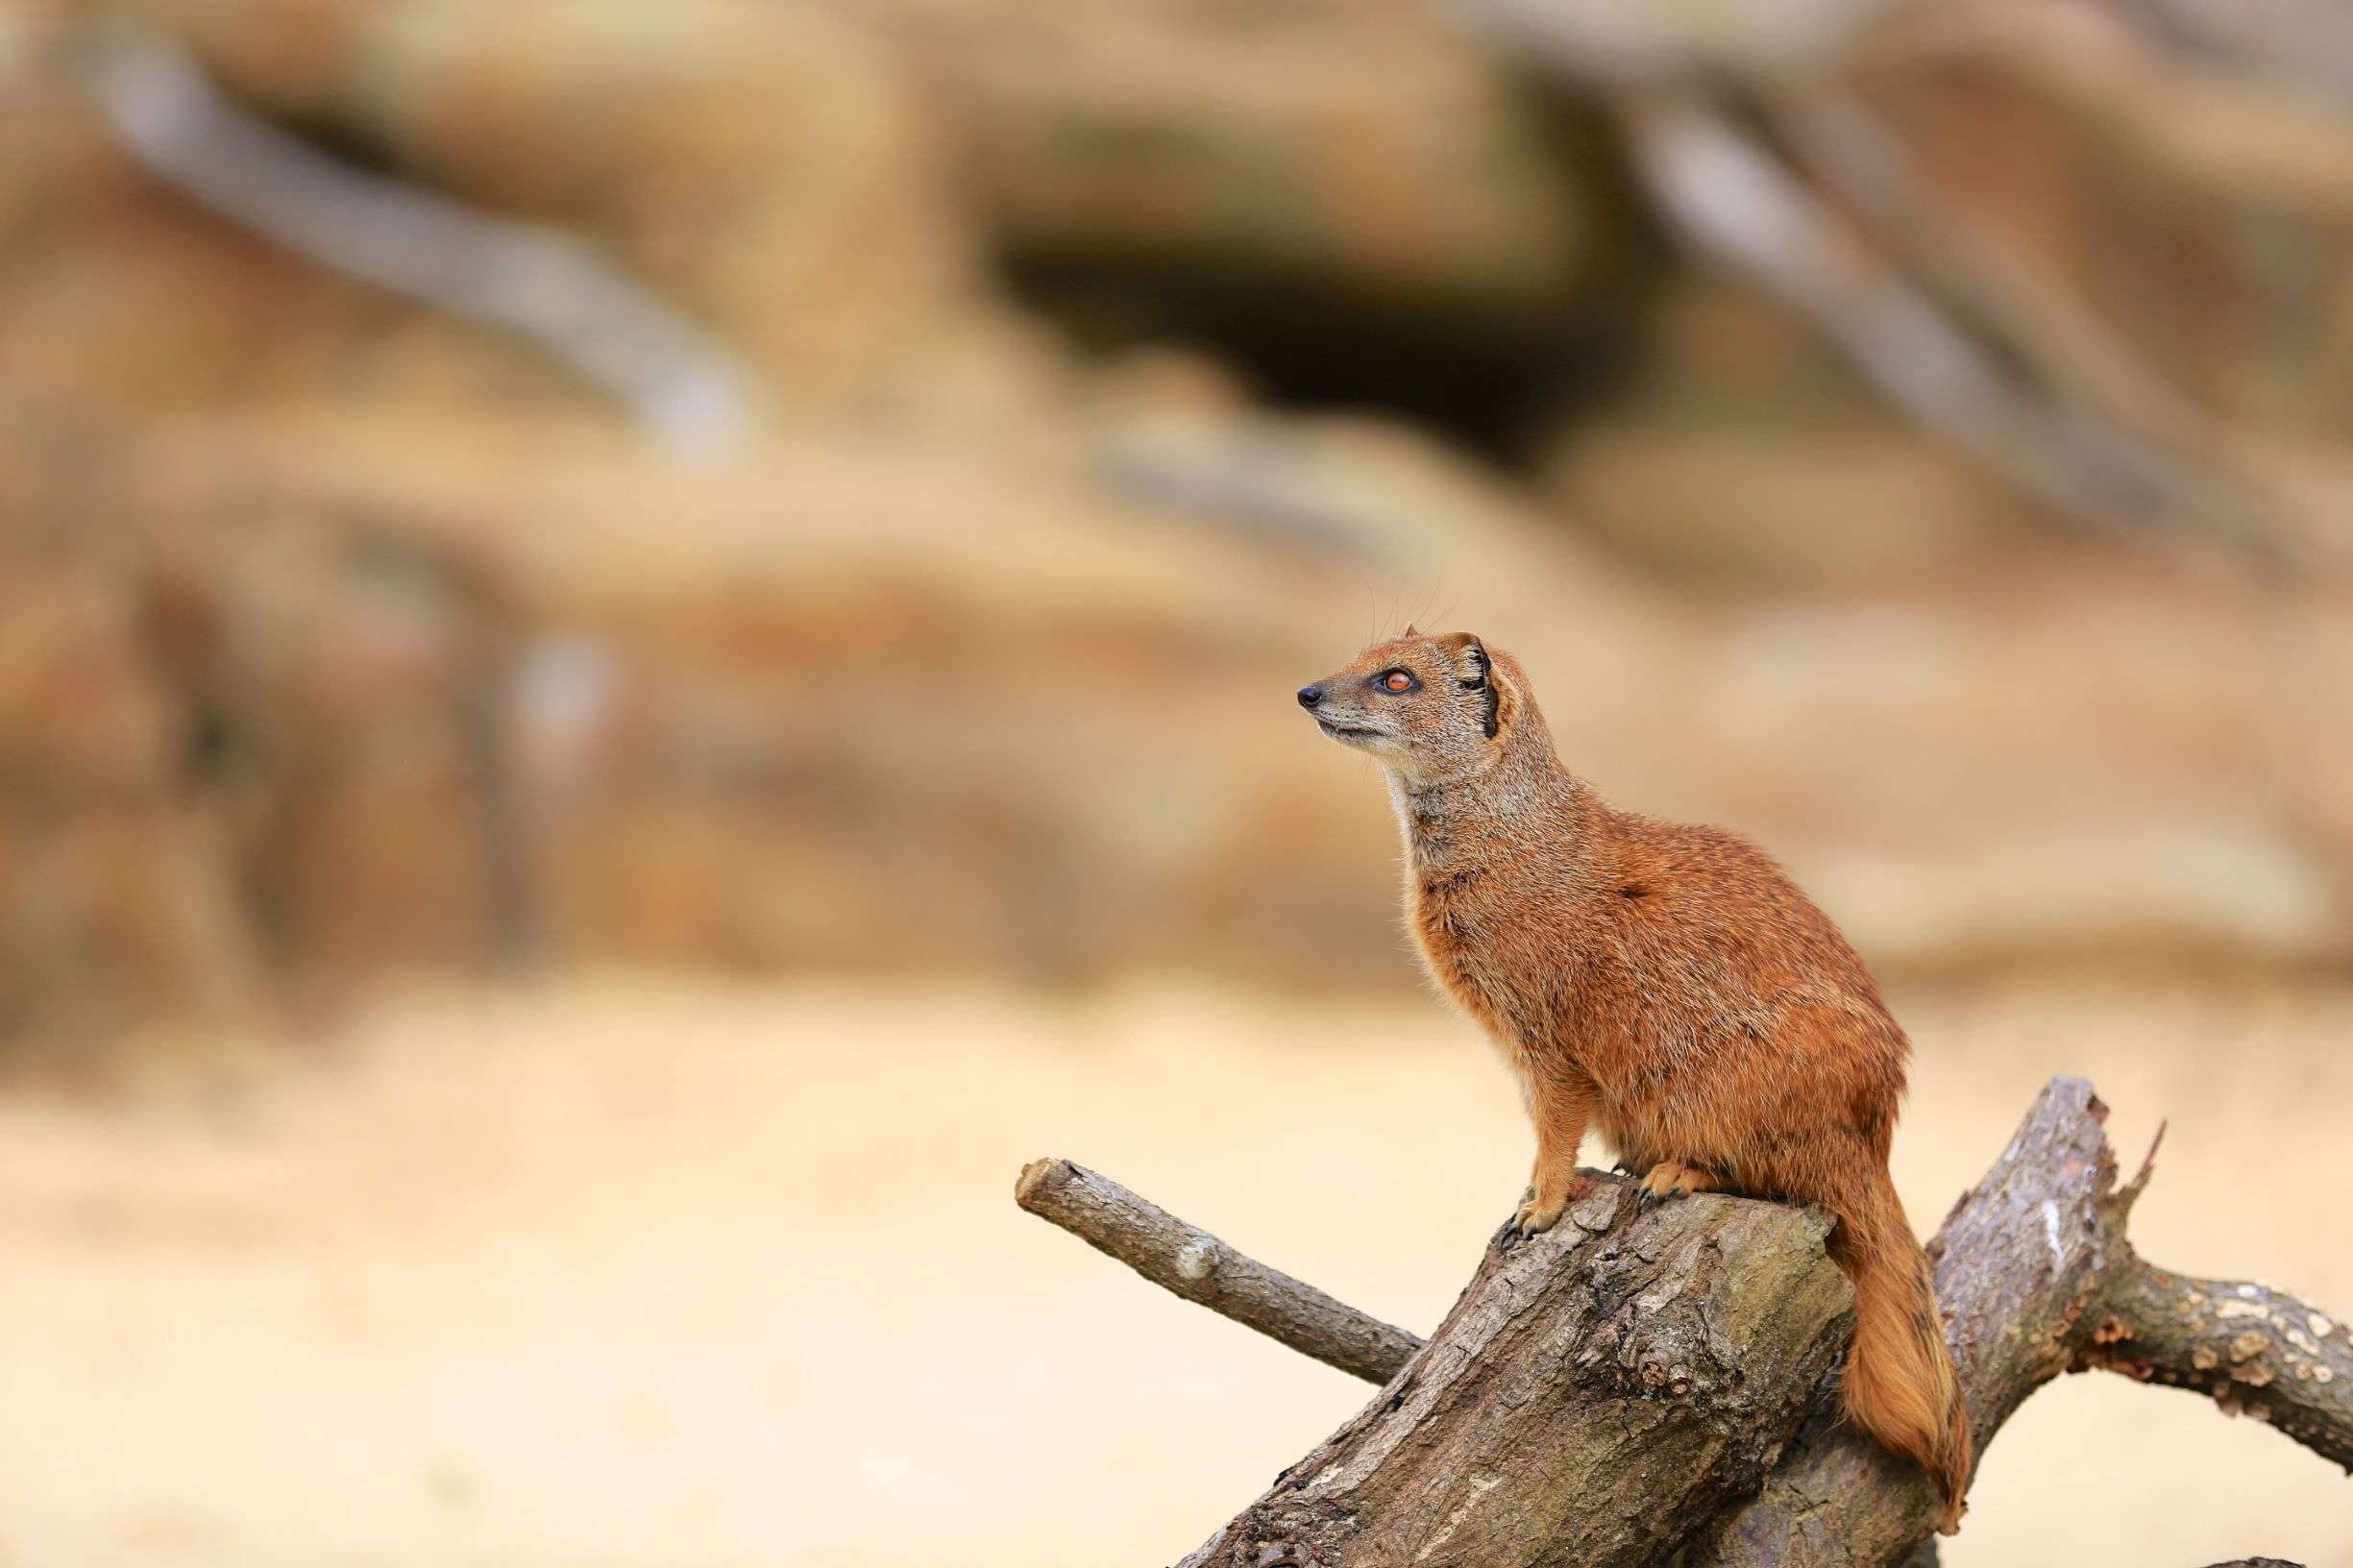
[1690,1077,2135,1564]
[2085,1256,2353,1470]
[1175,1181,1851,1568]
[1017,1076,2353,1567]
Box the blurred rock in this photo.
[69,0,1640,449]
[117,0,1031,417]
[1865,4,2353,449]
[13,0,2353,566]
[0,18,609,426]
[151,505,517,978]
[4,385,2346,1045]
[50,409,2337,1028]
[110,409,1643,993]
[907,0,1648,453]
[2,0,2351,1051]
[1533,276,2041,587]
[0,407,257,1045]
[901,0,1597,303]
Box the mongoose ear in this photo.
[1446,634,1501,740]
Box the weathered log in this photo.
[1176,1180,1851,1568]
[1018,1076,2353,1567]
[1691,1076,2133,1563]
[1694,1082,2353,1565]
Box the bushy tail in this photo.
[1830,1173,1972,1533]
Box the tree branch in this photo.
[2085,1253,2353,1470]
[1013,1157,1422,1385]
[1018,1077,2353,1567]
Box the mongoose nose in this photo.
[1297,684,1325,709]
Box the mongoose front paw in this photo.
[1507,1193,1564,1238]
[1504,1173,1594,1240]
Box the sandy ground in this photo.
[0,976,2347,1568]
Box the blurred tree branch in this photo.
[1433,0,2324,572]
[97,37,764,455]
[1018,1078,2353,1566]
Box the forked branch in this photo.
[1017,1078,2353,1567]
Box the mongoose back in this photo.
[1298,628,1972,1531]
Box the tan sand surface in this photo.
[0,977,2346,1567]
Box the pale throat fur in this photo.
[1379,664,1603,1091]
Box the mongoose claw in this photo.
[1636,1161,1722,1205]
[1495,1187,1536,1245]
[1505,1195,1566,1239]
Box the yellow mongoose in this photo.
[1298,628,1972,1531]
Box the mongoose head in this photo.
[1296,628,1528,787]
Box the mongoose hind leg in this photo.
[1635,1160,1725,1207]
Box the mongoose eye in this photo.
[1378,670,1415,693]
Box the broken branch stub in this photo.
[1013,1157,1422,1385]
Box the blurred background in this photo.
[2,1,2351,1564]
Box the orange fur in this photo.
[1299,630,1972,1531]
